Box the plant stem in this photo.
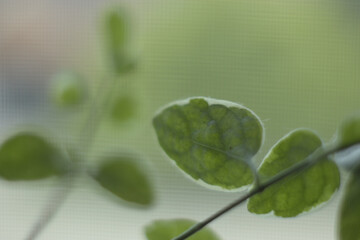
[24,75,118,240]
[25,173,75,240]
[172,143,353,240]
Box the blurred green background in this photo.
[0,0,360,239]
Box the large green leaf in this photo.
[145,219,220,240]
[153,97,264,190]
[248,129,340,217]
[338,115,360,147]
[91,157,153,206]
[0,132,65,180]
[339,166,360,240]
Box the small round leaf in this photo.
[247,129,340,217]
[153,97,264,190]
[338,166,360,240]
[0,132,65,180]
[111,95,136,123]
[145,219,220,240]
[91,157,153,206]
[50,71,86,107]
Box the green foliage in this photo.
[248,129,340,217]
[145,219,220,240]
[91,157,153,206]
[51,71,86,107]
[0,132,65,180]
[338,115,360,147]
[339,166,360,240]
[153,97,263,190]
[111,95,136,122]
[104,8,134,74]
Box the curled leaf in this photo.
[248,129,340,217]
[91,156,153,206]
[145,219,220,240]
[0,132,65,180]
[153,97,264,190]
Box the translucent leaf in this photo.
[339,166,360,240]
[153,97,264,190]
[247,129,340,217]
[338,115,360,147]
[111,95,136,123]
[0,132,65,180]
[91,157,153,206]
[145,219,220,240]
[50,71,86,107]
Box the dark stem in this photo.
[172,143,352,240]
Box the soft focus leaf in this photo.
[339,166,360,240]
[145,219,220,240]
[104,8,134,74]
[105,8,127,54]
[91,157,153,205]
[338,115,360,147]
[0,132,65,180]
[153,97,263,190]
[111,95,136,122]
[248,129,340,217]
[50,71,86,107]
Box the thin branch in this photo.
[24,174,75,240]
[172,143,351,240]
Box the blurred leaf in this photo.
[91,157,153,206]
[50,71,86,107]
[145,219,220,240]
[111,95,136,123]
[248,129,340,217]
[153,97,263,190]
[104,8,134,74]
[339,166,360,240]
[338,115,360,147]
[0,132,65,180]
[105,8,127,54]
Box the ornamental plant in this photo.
[148,97,360,240]
[1,6,360,240]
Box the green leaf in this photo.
[145,219,220,240]
[0,132,65,180]
[104,8,134,74]
[247,129,340,217]
[153,97,264,190]
[105,8,127,54]
[338,115,360,147]
[111,95,136,123]
[91,157,153,206]
[339,166,360,240]
[50,71,86,107]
